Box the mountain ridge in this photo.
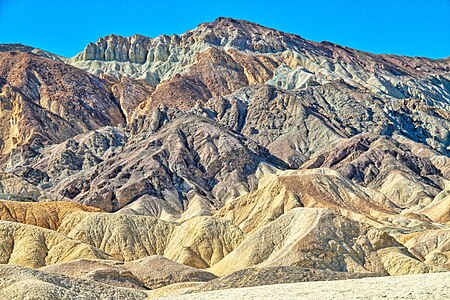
[1,16,450,299]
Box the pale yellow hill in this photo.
[211,208,443,276]
[0,220,112,268]
[57,212,244,267]
[216,168,417,233]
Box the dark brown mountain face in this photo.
[1,17,450,299]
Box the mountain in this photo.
[0,17,450,299]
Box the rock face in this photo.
[1,16,450,299]
[302,134,443,208]
[70,18,450,156]
[5,17,450,219]
[107,76,154,120]
[0,172,64,202]
[0,200,101,230]
[0,51,125,155]
[27,114,285,214]
[7,126,128,187]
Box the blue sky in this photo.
[0,0,449,58]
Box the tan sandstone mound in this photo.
[211,208,443,276]
[124,255,217,289]
[217,168,402,232]
[57,211,244,267]
[0,220,112,268]
[398,227,450,270]
[40,256,217,290]
[40,259,146,290]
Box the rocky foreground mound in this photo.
[0,265,147,300]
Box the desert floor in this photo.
[160,272,450,300]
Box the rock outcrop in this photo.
[302,134,443,208]
[0,51,125,155]
[33,114,285,214]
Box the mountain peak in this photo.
[199,16,290,39]
[209,16,255,27]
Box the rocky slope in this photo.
[0,17,450,299]
[0,43,64,61]
[0,51,125,156]
[0,200,100,230]
[190,266,377,293]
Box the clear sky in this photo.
[0,0,449,58]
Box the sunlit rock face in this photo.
[0,51,125,155]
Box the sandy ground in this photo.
[159,272,450,300]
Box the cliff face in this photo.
[1,17,450,297]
